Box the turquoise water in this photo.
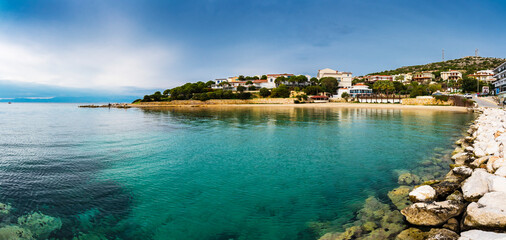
[0,104,474,239]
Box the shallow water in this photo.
[0,104,474,239]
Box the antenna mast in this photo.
[475,49,479,57]
[442,49,445,61]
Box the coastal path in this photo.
[472,96,499,108]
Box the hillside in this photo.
[368,56,506,75]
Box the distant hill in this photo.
[368,56,506,76]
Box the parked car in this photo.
[463,94,473,99]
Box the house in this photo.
[335,83,372,98]
[493,62,506,98]
[412,72,435,83]
[266,74,294,88]
[441,70,463,81]
[469,70,496,83]
[392,73,412,83]
[317,68,353,88]
[364,75,393,83]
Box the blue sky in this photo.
[0,0,505,100]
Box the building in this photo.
[392,73,412,83]
[335,83,373,98]
[364,75,393,83]
[310,95,329,103]
[317,68,353,88]
[412,72,435,83]
[493,62,506,98]
[469,70,496,83]
[441,70,463,81]
[266,74,294,88]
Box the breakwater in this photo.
[319,107,506,240]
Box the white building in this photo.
[493,62,506,97]
[392,73,412,83]
[470,70,496,83]
[441,70,463,81]
[335,83,372,98]
[317,68,353,88]
[266,74,294,88]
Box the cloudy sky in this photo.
[0,0,505,99]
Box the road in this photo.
[472,96,499,108]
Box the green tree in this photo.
[428,84,442,94]
[248,86,256,91]
[163,89,170,96]
[246,80,253,85]
[236,86,246,92]
[259,88,271,97]
[275,76,285,87]
[261,75,268,80]
[320,77,339,94]
[373,80,395,94]
[341,92,350,102]
[238,75,245,80]
[271,85,290,98]
[310,77,319,85]
[303,86,323,95]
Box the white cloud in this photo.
[0,27,180,90]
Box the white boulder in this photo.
[462,169,493,201]
[460,230,506,240]
[409,185,436,202]
[494,166,506,177]
[464,191,506,229]
[488,175,506,193]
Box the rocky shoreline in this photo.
[318,107,506,240]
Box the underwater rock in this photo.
[464,191,506,229]
[409,185,436,202]
[356,197,391,223]
[0,225,33,240]
[18,212,62,239]
[395,228,425,240]
[462,169,493,201]
[361,222,377,232]
[388,186,412,210]
[72,232,108,240]
[459,230,506,240]
[400,200,465,226]
[336,226,362,240]
[318,232,342,240]
[0,203,12,216]
[398,173,421,185]
[425,228,459,240]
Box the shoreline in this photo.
[130,102,470,112]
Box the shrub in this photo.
[259,88,271,97]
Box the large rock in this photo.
[494,166,506,177]
[0,203,11,216]
[488,175,506,193]
[452,152,469,165]
[400,200,465,226]
[470,156,489,168]
[473,147,485,158]
[432,180,461,199]
[425,228,459,240]
[487,157,506,173]
[464,191,506,229]
[462,169,493,201]
[409,185,436,202]
[452,166,473,177]
[442,218,459,232]
[459,230,506,240]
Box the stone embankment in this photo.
[79,103,131,108]
[398,108,506,239]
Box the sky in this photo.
[0,0,505,101]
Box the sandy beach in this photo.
[130,102,470,112]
